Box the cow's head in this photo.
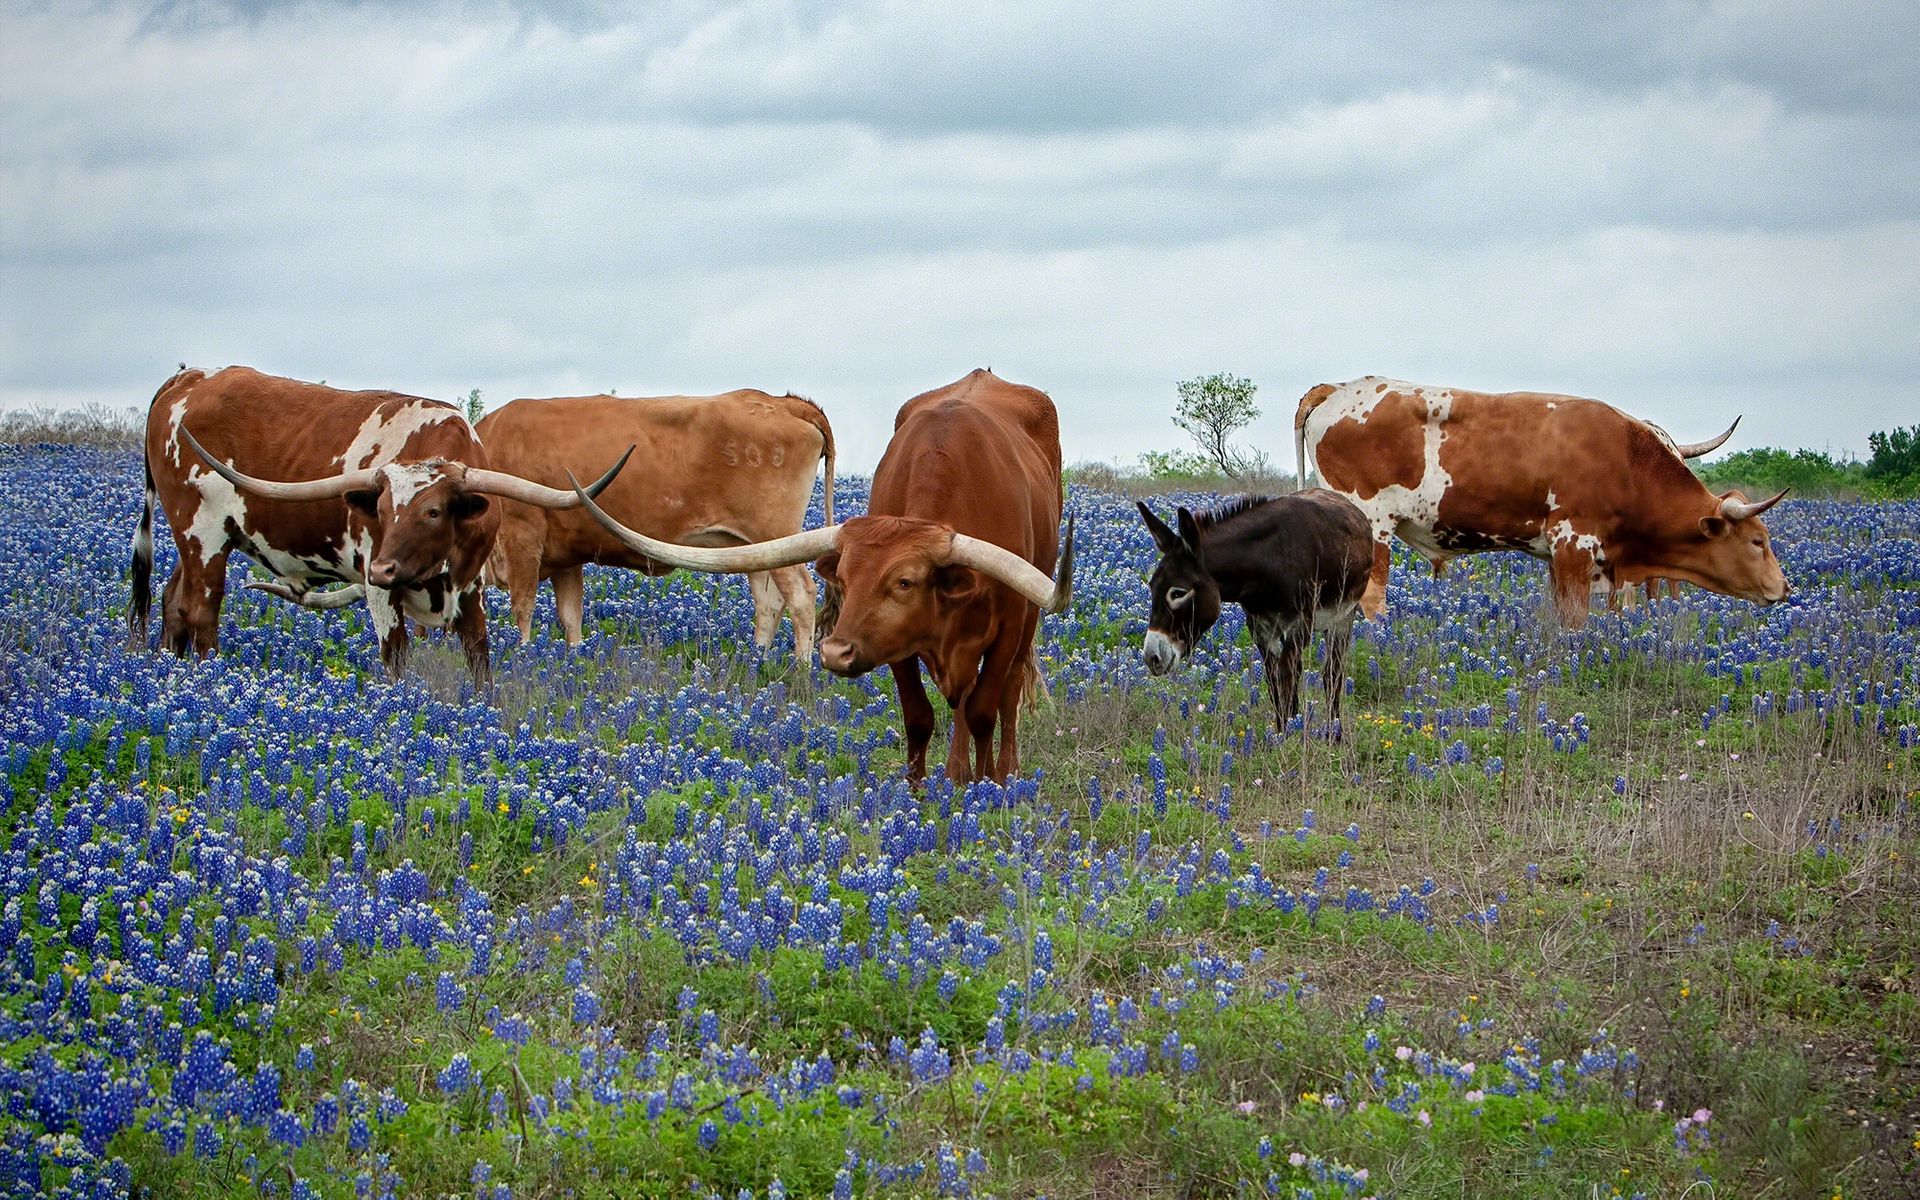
[813,516,1006,678]
[561,481,1073,681]
[181,427,631,591]
[1660,488,1792,604]
[343,462,497,588]
[1137,503,1223,675]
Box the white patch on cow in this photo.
[383,461,442,507]
[346,527,377,581]
[1305,379,1457,561]
[337,404,459,471]
[365,584,401,645]
[180,463,249,560]
[1544,518,1605,559]
[164,393,191,459]
[1545,401,1557,410]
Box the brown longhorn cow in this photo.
[129,366,625,684]
[475,390,834,662]
[1294,377,1790,627]
[562,369,1074,783]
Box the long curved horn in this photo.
[182,425,378,501]
[464,445,635,508]
[1674,416,1740,459]
[568,468,841,571]
[247,580,365,609]
[1719,487,1788,521]
[946,515,1077,613]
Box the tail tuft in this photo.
[1020,649,1052,709]
[128,458,156,650]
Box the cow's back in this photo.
[1302,377,1689,543]
[876,370,1063,567]
[145,366,477,562]
[148,366,474,479]
[477,391,827,567]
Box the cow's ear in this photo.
[345,489,381,517]
[1699,515,1730,539]
[813,551,841,586]
[933,564,981,602]
[451,493,491,522]
[1138,502,1182,554]
[1175,507,1202,550]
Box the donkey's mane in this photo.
[1191,495,1276,531]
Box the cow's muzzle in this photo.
[819,637,872,677]
[1142,630,1182,676]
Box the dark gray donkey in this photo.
[1138,491,1373,734]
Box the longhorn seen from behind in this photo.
[1139,490,1372,735]
[128,366,628,684]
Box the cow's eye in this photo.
[427,507,442,519]
[1168,586,1192,607]
[898,577,913,590]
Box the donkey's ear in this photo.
[1175,507,1202,550]
[1137,501,1183,554]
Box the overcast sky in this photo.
[3,1,1916,469]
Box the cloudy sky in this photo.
[3,1,1916,469]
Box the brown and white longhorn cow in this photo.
[1294,377,1790,627]
[563,369,1074,783]
[128,366,625,684]
[476,389,834,662]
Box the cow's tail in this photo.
[1294,383,1335,491]
[1021,649,1053,709]
[787,394,836,526]
[785,394,839,643]
[127,366,196,650]
[127,455,156,650]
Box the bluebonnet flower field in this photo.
[1,443,1916,1198]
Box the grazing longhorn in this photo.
[129,366,626,684]
[1139,491,1372,734]
[476,389,834,662]
[565,369,1074,783]
[1294,377,1790,626]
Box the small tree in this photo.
[1866,426,1920,482]
[465,388,483,426]
[1173,372,1263,477]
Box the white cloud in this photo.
[2,0,1916,470]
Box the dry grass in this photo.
[0,403,144,448]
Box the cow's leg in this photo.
[943,680,977,783]
[454,587,491,688]
[501,549,541,644]
[1320,617,1355,737]
[158,565,189,656]
[1548,544,1596,630]
[168,549,227,658]
[958,634,1022,782]
[994,611,1042,780]
[1359,539,1391,619]
[748,570,782,650]
[771,565,817,667]
[552,565,586,647]
[367,586,411,678]
[892,656,937,784]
